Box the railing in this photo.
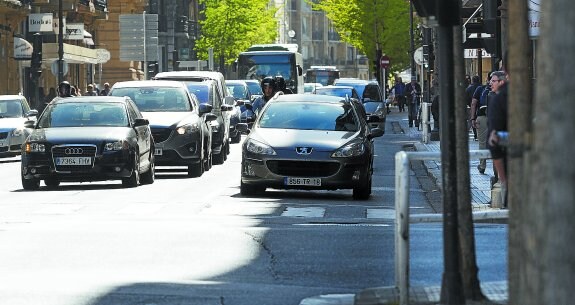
[394,149,492,305]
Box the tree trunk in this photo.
[453,22,485,301]
[515,0,575,304]
[505,0,533,304]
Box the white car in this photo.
[0,95,38,157]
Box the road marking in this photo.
[115,204,165,215]
[366,208,396,219]
[281,207,325,218]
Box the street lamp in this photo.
[287,29,296,43]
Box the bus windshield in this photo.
[238,54,294,81]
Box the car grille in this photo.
[151,128,173,143]
[266,160,340,177]
[0,132,8,140]
[52,145,97,172]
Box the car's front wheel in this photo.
[353,167,372,200]
[188,160,204,178]
[21,174,40,191]
[240,180,265,196]
[231,131,241,144]
[140,150,155,185]
[122,153,140,188]
[44,178,61,188]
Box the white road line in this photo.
[281,207,325,218]
[366,208,396,219]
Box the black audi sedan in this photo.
[239,94,384,200]
[21,96,155,190]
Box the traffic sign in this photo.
[51,59,68,77]
[380,55,390,69]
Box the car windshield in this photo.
[363,101,385,113]
[110,87,191,112]
[226,84,249,100]
[315,88,353,98]
[258,102,358,131]
[246,81,263,95]
[185,84,211,104]
[0,100,23,118]
[38,102,128,128]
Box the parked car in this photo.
[225,80,253,143]
[185,79,233,164]
[332,79,386,131]
[244,79,263,98]
[313,85,360,100]
[109,80,215,177]
[362,98,387,132]
[238,94,384,200]
[153,71,235,160]
[304,82,323,94]
[0,95,38,157]
[20,96,155,190]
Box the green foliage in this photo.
[309,0,412,72]
[196,0,278,65]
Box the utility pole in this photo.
[409,1,416,79]
[58,0,64,84]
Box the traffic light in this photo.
[30,33,43,79]
[148,62,159,76]
[482,0,502,58]
[422,28,434,71]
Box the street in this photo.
[0,113,506,305]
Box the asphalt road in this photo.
[0,113,506,305]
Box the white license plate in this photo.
[56,157,92,166]
[284,177,322,186]
[154,148,163,156]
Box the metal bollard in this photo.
[421,102,430,143]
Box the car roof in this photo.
[0,95,26,101]
[111,80,188,88]
[274,93,348,104]
[226,80,247,85]
[315,85,354,90]
[52,96,129,104]
[154,71,224,81]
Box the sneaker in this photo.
[477,165,485,174]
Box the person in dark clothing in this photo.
[404,76,421,127]
[57,81,73,98]
[391,77,406,112]
[466,75,481,140]
[487,70,508,206]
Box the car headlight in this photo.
[331,141,365,158]
[245,138,276,155]
[105,140,128,151]
[25,142,45,153]
[176,123,200,135]
[11,128,24,137]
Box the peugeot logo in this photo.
[296,147,313,155]
[65,148,83,155]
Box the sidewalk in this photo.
[299,113,508,305]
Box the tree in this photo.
[310,0,412,73]
[195,0,277,69]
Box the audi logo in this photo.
[64,148,84,155]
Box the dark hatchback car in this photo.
[109,80,215,177]
[21,96,155,190]
[239,94,384,200]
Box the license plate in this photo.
[284,177,322,186]
[154,148,163,155]
[56,157,92,166]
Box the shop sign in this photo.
[29,14,53,33]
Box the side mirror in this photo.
[297,65,303,76]
[236,123,249,133]
[368,127,384,139]
[198,103,214,115]
[24,120,36,128]
[204,113,218,122]
[220,104,233,111]
[134,118,149,127]
[27,109,39,118]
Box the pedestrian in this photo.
[391,77,406,112]
[99,82,110,96]
[404,76,421,127]
[251,76,278,115]
[466,75,481,141]
[486,70,508,207]
[85,84,98,96]
[470,74,492,174]
[274,75,293,94]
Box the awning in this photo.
[83,30,94,46]
[13,36,32,60]
[42,43,100,65]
